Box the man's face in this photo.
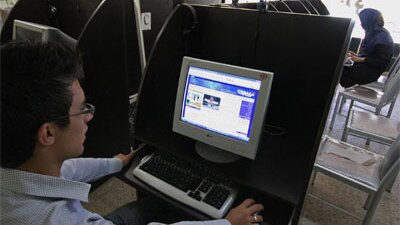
[52,80,93,160]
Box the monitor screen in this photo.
[13,20,77,50]
[173,57,273,163]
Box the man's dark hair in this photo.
[1,40,84,168]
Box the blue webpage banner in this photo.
[188,75,259,100]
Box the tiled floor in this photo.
[84,89,400,225]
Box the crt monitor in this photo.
[12,20,77,50]
[173,57,273,163]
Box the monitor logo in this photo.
[259,73,268,80]
[237,90,255,98]
[206,134,213,138]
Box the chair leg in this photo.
[361,189,386,225]
[386,101,395,118]
[365,108,383,145]
[339,96,346,113]
[310,171,317,186]
[329,93,342,130]
[386,178,396,192]
[385,170,399,192]
[375,107,382,116]
[363,193,374,210]
[348,100,354,113]
[342,101,354,137]
[341,126,349,142]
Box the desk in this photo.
[123,127,313,225]
[127,4,353,225]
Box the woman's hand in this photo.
[347,51,365,62]
[347,50,357,56]
[350,54,365,62]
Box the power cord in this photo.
[264,124,287,135]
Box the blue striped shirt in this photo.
[1,158,230,225]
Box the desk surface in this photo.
[123,144,292,225]
[124,122,314,224]
[133,124,311,206]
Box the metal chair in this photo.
[329,55,400,130]
[311,136,400,225]
[342,109,400,146]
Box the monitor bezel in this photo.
[12,20,56,42]
[173,56,273,160]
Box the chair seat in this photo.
[350,110,400,140]
[312,136,399,225]
[342,86,383,106]
[315,137,384,189]
[362,74,388,90]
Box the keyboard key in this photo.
[188,191,202,201]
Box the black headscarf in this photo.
[358,8,393,56]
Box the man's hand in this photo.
[225,199,264,225]
[113,151,135,166]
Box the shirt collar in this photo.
[1,168,91,202]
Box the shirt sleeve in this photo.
[61,158,123,182]
[149,219,231,225]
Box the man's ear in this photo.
[37,123,55,146]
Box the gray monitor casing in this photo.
[173,56,273,160]
[13,20,76,50]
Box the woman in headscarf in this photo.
[340,8,394,88]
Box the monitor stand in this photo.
[195,141,241,163]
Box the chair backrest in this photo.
[380,54,400,107]
[380,135,400,179]
[385,53,400,82]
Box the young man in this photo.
[1,41,264,225]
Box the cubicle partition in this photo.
[235,0,330,15]
[76,0,144,158]
[139,0,178,56]
[132,4,353,225]
[0,0,176,57]
[47,0,103,39]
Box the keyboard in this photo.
[132,152,238,218]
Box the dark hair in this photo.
[1,40,84,168]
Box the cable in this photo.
[264,124,287,135]
[47,0,59,28]
[181,3,198,37]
